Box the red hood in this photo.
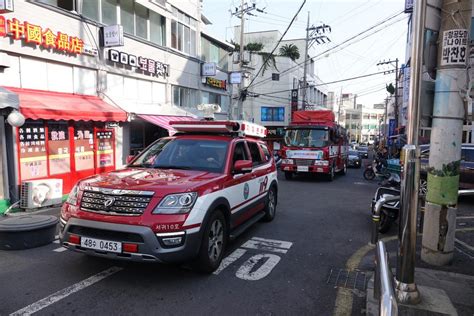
[79,168,224,196]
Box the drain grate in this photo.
[326,268,370,291]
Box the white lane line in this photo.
[53,240,60,244]
[9,266,123,316]
[457,216,474,220]
[53,247,67,253]
[455,238,474,252]
[213,248,247,275]
[241,237,293,254]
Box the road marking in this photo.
[457,216,474,220]
[213,248,247,275]
[235,253,281,281]
[455,238,474,252]
[53,247,67,253]
[53,240,60,244]
[241,237,293,254]
[455,246,474,259]
[9,266,123,316]
[353,182,368,185]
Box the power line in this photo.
[244,0,307,90]
[247,10,406,90]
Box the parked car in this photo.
[358,146,369,158]
[348,150,362,168]
[59,120,278,273]
[420,144,474,192]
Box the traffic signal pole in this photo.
[421,0,472,266]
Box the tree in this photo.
[279,44,300,61]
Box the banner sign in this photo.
[205,77,226,90]
[290,89,298,120]
[441,29,468,66]
[201,63,217,76]
[108,49,170,78]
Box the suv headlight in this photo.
[281,159,294,165]
[153,192,198,214]
[314,160,329,166]
[66,183,80,206]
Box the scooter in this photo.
[363,157,391,181]
[371,174,400,233]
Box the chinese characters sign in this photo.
[74,124,94,171]
[205,77,226,90]
[0,16,85,54]
[48,123,71,175]
[108,49,170,78]
[19,123,47,180]
[96,130,114,168]
[441,29,468,66]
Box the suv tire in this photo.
[195,210,227,273]
[262,186,277,222]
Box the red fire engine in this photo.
[280,110,349,181]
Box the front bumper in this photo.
[348,160,361,167]
[59,217,202,263]
[281,164,330,173]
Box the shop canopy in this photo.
[139,114,197,135]
[0,86,19,110]
[4,87,127,122]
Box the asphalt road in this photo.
[1,167,473,316]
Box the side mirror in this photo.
[233,160,252,174]
[126,155,135,164]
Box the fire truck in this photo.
[280,110,349,181]
[59,120,278,273]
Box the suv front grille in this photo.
[295,159,314,166]
[80,191,153,216]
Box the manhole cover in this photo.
[326,268,370,291]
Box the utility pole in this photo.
[301,19,331,110]
[394,0,426,304]
[377,59,399,127]
[421,0,472,266]
[231,1,264,119]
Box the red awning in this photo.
[139,114,197,135]
[4,87,127,122]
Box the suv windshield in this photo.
[130,138,229,173]
[284,129,329,148]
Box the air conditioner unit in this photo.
[20,179,63,209]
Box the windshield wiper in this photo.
[154,165,192,170]
[129,163,153,168]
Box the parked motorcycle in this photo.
[363,157,391,181]
[371,174,400,233]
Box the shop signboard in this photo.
[0,16,86,55]
[440,29,468,66]
[96,130,114,168]
[74,124,94,172]
[205,77,226,90]
[48,123,70,175]
[201,62,216,76]
[290,89,298,119]
[108,49,170,78]
[230,72,242,84]
[101,25,124,47]
[404,0,413,13]
[388,118,396,146]
[401,66,410,127]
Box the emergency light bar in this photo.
[169,120,267,138]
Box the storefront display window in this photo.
[48,122,71,175]
[74,123,94,171]
[18,121,47,180]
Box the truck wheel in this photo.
[262,186,277,222]
[195,210,227,273]
[339,161,347,175]
[284,172,293,180]
[326,165,335,181]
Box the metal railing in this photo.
[374,241,398,316]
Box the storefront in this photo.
[6,87,127,194]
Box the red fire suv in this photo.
[59,120,278,273]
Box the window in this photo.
[101,0,118,25]
[201,37,229,69]
[247,142,263,166]
[272,73,280,81]
[363,114,370,120]
[173,86,197,108]
[363,124,369,129]
[462,148,474,161]
[370,114,377,120]
[259,144,271,162]
[120,0,134,34]
[261,107,285,122]
[170,7,197,55]
[150,11,165,46]
[135,3,148,39]
[352,114,360,120]
[345,113,351,119]
[80,0,99,20]
[233,142,248,163]
[41,0,75,11]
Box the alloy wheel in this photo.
[208,219,224,263]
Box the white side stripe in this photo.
[53,247,67,252]
[213,248,247,275]
[9,266,123,316]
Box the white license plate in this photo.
[80,237,122,253]
[297,166,309,172]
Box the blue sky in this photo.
[203,0,408,107]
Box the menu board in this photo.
[96,130,114,168]
[74,123,94,171]
[19,122,48,180]
[48,122,71,175]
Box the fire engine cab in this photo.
[59,120,278,273]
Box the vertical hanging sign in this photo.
[290,89,298,121]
